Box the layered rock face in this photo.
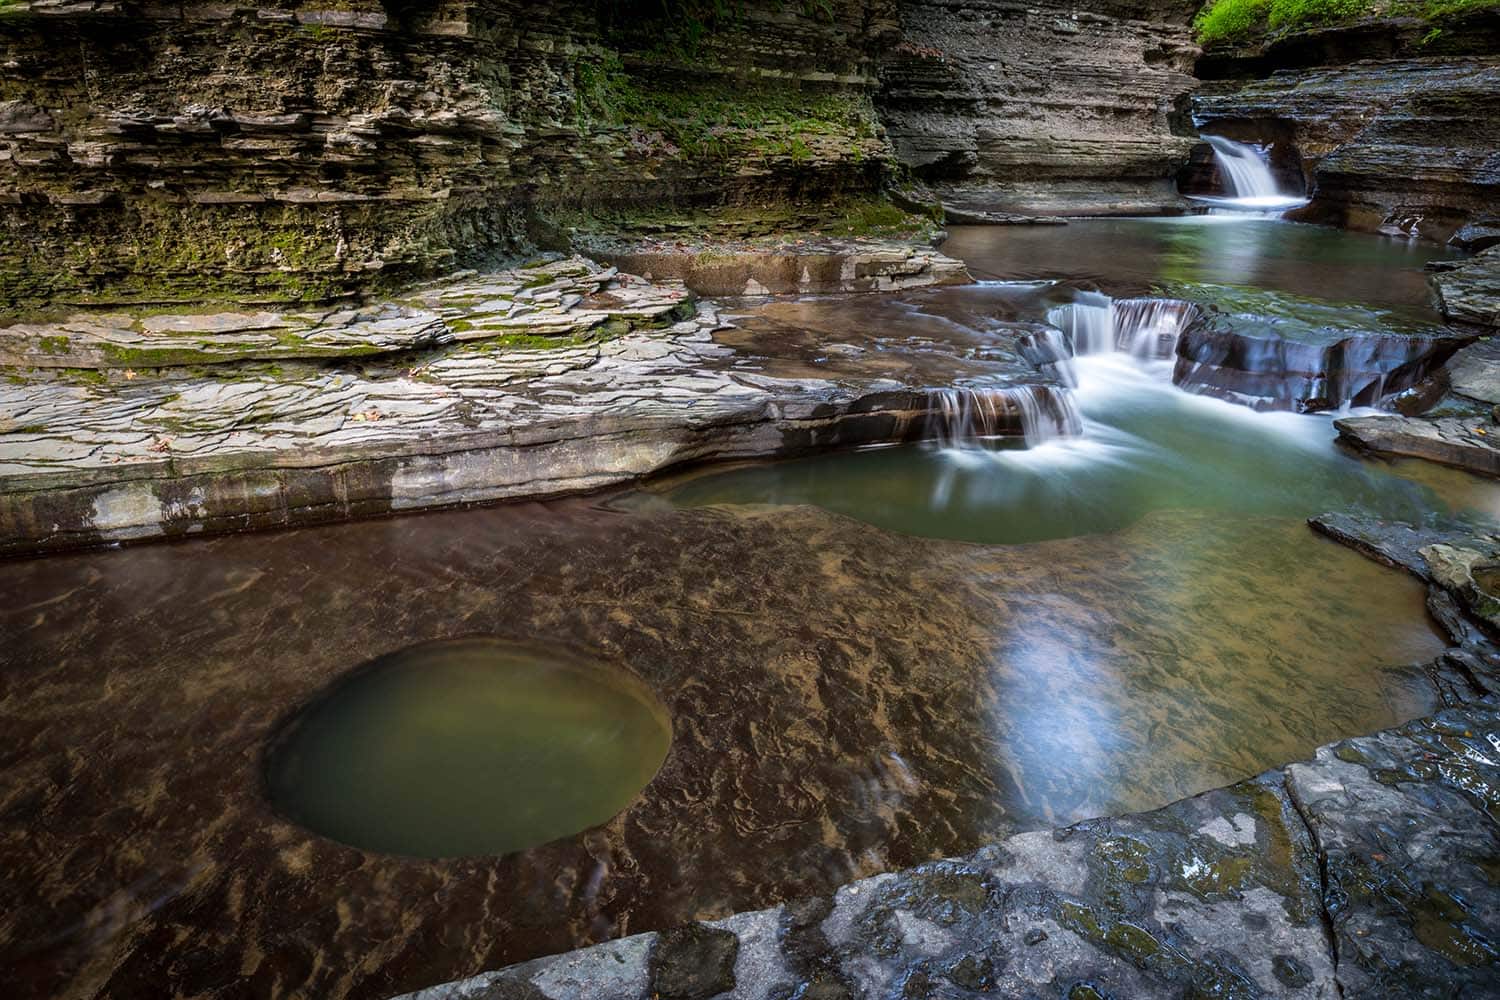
[1193,13,1500,241]
[0,0,897,312]
[877,0,1202,214]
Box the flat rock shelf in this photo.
[0,249,998,556]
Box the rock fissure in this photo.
[1279,766,1345,999]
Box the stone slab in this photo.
[1433,248,1500,332]
[0,257,679,369]
[1335,414,1500,478]
[0,269,1076,555]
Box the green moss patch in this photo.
[1193,0,1500,44]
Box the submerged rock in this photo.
[398,701,1500,1000]
[586,237,970,298]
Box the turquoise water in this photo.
[661,352,1483,545]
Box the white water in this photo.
[1193,136,1308,214]
[1042,296,1201,384]
[926,384,1084,449]
[933,287,1344,481]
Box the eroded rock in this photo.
[1335,413,1500,477]
[1432,247,1500,332]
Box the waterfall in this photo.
[1204,135,1282,200]
[1044,297,1202,364]
[926,385,1083,450]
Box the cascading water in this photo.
[1042,297,1202,379]
[1204,135,1279,200]
[1194,135,1308,213]
[925,385,1083,449]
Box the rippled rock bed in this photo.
[0,491,1488,1000]
[409,508,1500,1000]
[408,703,1500,1000]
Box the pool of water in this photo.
[944,216,1463,313]
[0,213,1492,999]
[264,639,671,858]
[658,352,1473,545]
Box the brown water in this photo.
[0,216,1491,999]
[945,216,1462,311]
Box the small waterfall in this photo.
[1044,297,1202,363]
[1047,292,1115,357]
[926,385,1082,449]
[1204,135,1281,200]
[1112,299,1201,361]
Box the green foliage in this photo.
[1193,0,1500,43]
[1193,0,1270,42]
[1267,0,1368,27]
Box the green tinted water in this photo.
[660,353,1483,545]
[264,639,671,858]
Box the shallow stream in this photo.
[1,214,1493,999]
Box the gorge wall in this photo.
[3,0,1498,315]
[0,0,899,313]
[1192,10,1500,242]
[877,0,1203,215]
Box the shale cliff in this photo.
[0,0,898,312]
[878,0,1203,214]
[1192,10,1500,241]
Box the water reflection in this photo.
[945,217,1462,310]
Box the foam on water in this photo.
[1189,136,1309,215]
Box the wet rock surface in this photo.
[1194,45,1500,239]
[1336,414,1500,478]
[1432,247,1500,332]
[404,700,1500,1000]
[0,251,1037,556]
[586,237,970,297]
[1169,287,1471,412]
[1331,330,1500,477]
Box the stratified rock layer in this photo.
[0,251,1063,556]
[1337,414,1500,477]
[1432,247,1500,331]
[1173,313,1471,412]
[1194,17,1500,240]
[877,0,1202,214]
[0,0,899,311]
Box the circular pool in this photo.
[264,638,672,858]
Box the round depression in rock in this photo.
[264,638,672,858]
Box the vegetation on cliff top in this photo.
[1193,0,1500,43]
